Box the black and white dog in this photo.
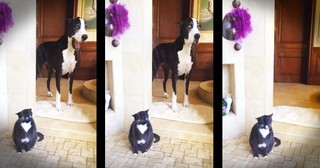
[152,17,200,112]
[36,17,88,110]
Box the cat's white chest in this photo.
[21,122,31,132]
[137,124,148,134]
[177,44,193,76]
[62,48,77,75]
[259,128,270,138]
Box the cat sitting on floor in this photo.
[128,110,160,154]
[249,113,281,158]
[12,109,44,153]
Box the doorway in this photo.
[35,0,96,141]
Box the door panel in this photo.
[274,0,312,83]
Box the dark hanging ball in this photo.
[222,15,236,41]
[110,0,118,4]
[232,0,241,8]
[234,43,242,51]
[112,39,120,47]
[105,10,112,20]
[105,24,113,37]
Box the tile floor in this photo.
[105,133,214,168]
[223,135,320,168]
[0,131,96,168]
[223,83,320,168]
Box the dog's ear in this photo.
[175,20,184,26]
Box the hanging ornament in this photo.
[222,0,252,51]
[105,3,130,37]
[105,3,130,48]
[0,1,14,44]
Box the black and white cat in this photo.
[128,110,160,154]
[249,113,281,158]
[12,109,44,153]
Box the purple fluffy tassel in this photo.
[0,2,14,35]
[228,8,252,41]
[106,3,130,37]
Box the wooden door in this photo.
[36,0,74,46]
[152,0,190,48]
[274,0,312,83]
[308,0,320,84]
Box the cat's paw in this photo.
[133,153,138,156]
[254,156,258,159]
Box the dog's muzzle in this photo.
[194,33,200,44]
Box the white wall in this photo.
[120,0,153,131]
[0,39,8,134]
[223,0,275,138]
[2,0,37,131]
[242,0,275,134]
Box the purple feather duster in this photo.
[106,3,130,37]
[0,2,14,36]
[228,8,252,41]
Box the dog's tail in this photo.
[37,132,44,142]
[36,44,48,80]
[153,133,160,143]
[152,46,162,81]
[274,137,281,147]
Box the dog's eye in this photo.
[198,24,201,29]
[85,24,88,29]
[188,24,193,29]
[75,24,80,30]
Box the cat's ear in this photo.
[269,113,273,117]
[27,109,33,115]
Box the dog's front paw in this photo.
[68,94,73,106]
[163,92,169,98]
[47,91,53,97]
[67,100,73,106]
[172,103,178,112]
[56,103,62,111]
[183,96,189,107]
[183,101,189,107]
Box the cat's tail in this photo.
[274,137,281,147]
[153,133,160,143]
[37,132,44,141]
